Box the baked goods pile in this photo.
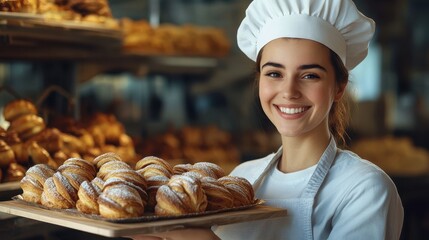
[121,18,231,57]
[351,136,429,176]
[0,99,137,183]
[137,126,241,174]
[20,152,256,219]
[0,0,118,27]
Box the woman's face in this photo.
[259,38,343,138]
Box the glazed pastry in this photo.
[98,178,144,219]
[189,162,225,179]
[3,99,38,122]
[76,177,104,215]
[20,164,55,203]
[155,175,207,216]
[172,163,193,175]
[201,177,234,211]
[97,160,131,180]
[3,163,27,182]
[41,172,78,209]
[93,152,122,170]
[218,176,255,207]
[0,140,16,168]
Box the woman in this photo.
[132,0,404,239]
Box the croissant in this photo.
[93,152,122,170]
[3,162,26,182]
[104,169,148,203]
[135,156,173,173]
[155,175,207,216]
[97,160,131,180]
[218,176,255,207]
[41,172,78,209]
[98,178,144,219]
[172,163,193,175]
[201,177,234,211]
[59,157,96,179]
[20,164,55,203]
[76,177,104,215]
[3,99,38,122]
[189,162,225,179]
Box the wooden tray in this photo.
[0,200,287,237]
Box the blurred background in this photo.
[0,0,428,239]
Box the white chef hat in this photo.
[237,0,376,70]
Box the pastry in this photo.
[41,172,78,209]
[135,156,173,174]
[136,163,172,212]
[97,160,131,180]
[104,169,148,202]
[189,162,225,179]
[27,128,63,154]
[20,164,55,203]
[98,178,144,219]
[8,114,45,140]
[76,177,104,215]
[27,141,51,165]
[172,163,193,175]
[3,163,27,182]
[3,99,37,122]
[59,157,96,179]
[93,152,122,170]
[155,175,207,216]
[201,177,234,211]
[0,140,15,168]
[218,176,255,207]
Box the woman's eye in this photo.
[264,72,281,78]
[303,74,319,79]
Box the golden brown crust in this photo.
[20,164,55,203]
[0,140,16,168]
[98,181,144,219]
[97,160,131,180]
[135,156,173,173]
[93,152,122,169]
[172,163,193,175]
[217,176,255,207]
[155,175,207,216]
[27,141,51,165]
[76,178,104,215]
[3,99,37,122]
[3,162,26,182]
[201,177,234,211]
[189,162,225,179]
[9,114,45,140]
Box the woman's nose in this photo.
[282,79,301,99]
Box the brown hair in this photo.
[255,47,350,147]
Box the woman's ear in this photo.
[334,82,348,102]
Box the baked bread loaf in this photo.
[98,178,144,219]
[155,175,207,216]
[76,177,104,215]
[41,172,78,209]
[200,177,234,210]
[218,176,255,207]
[20,164,55,203]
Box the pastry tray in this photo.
[0,197,287,237]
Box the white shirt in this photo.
[214,145,404,239]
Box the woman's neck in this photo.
[278,130,331,173]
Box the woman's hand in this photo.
[126,228,220,240]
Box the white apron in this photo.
[214,139,337,240]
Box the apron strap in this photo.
[302,137,337,198]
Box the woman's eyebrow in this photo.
[298,64,327,72]
[261,62,284,69]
